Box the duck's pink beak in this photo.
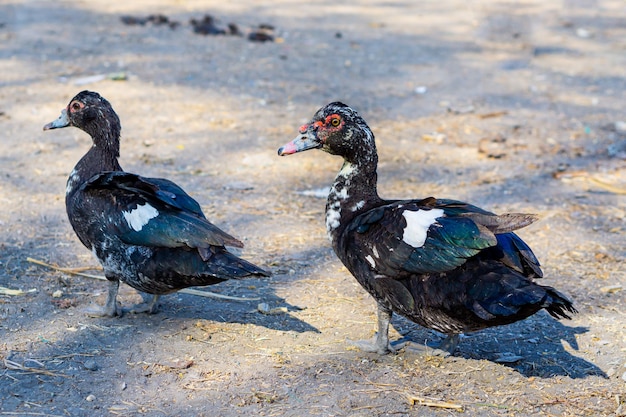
[277,129,322,156]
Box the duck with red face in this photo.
[279,102,575,355]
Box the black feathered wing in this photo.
[337,198,575,329]
[81,172,244,256]
[345,198,511,277]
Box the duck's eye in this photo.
[330,117,341,127]
[71,101,82,111]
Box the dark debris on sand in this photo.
[120,14,181,29]
[190,14,241,36]
[121,12,275,42]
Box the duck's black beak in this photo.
[277,129,322,156]
[43,109,70,130]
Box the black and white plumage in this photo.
[44,91,270,317]
[278,102,576,354]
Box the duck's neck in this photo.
[325,151,381,241]
[66,139,123,199]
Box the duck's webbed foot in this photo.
[392,334,461,358]
[350,335,395,354]
[127,292,160,314]
[84,280,121,317]
[348,304,394,355]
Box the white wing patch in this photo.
[123,203,159,232]
[365,255,376,268]
[401,208,444,248]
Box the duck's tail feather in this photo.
[544,287,577,319]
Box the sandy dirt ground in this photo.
[0,1,625,416]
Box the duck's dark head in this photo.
[278,102,376,163]
[44,91,121,156]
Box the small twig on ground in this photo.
[120,400,166,414]
[180,287,260,301]
[3,358,69,378]
[26,257,105,280]
[407,395,464,410]
[26,257,259,301]
[37,352,102,361]
[553,171,626,194]
[473,402,522,411]
[586,176,626,195]
[478,110,508,119]
[0,286,37,296]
